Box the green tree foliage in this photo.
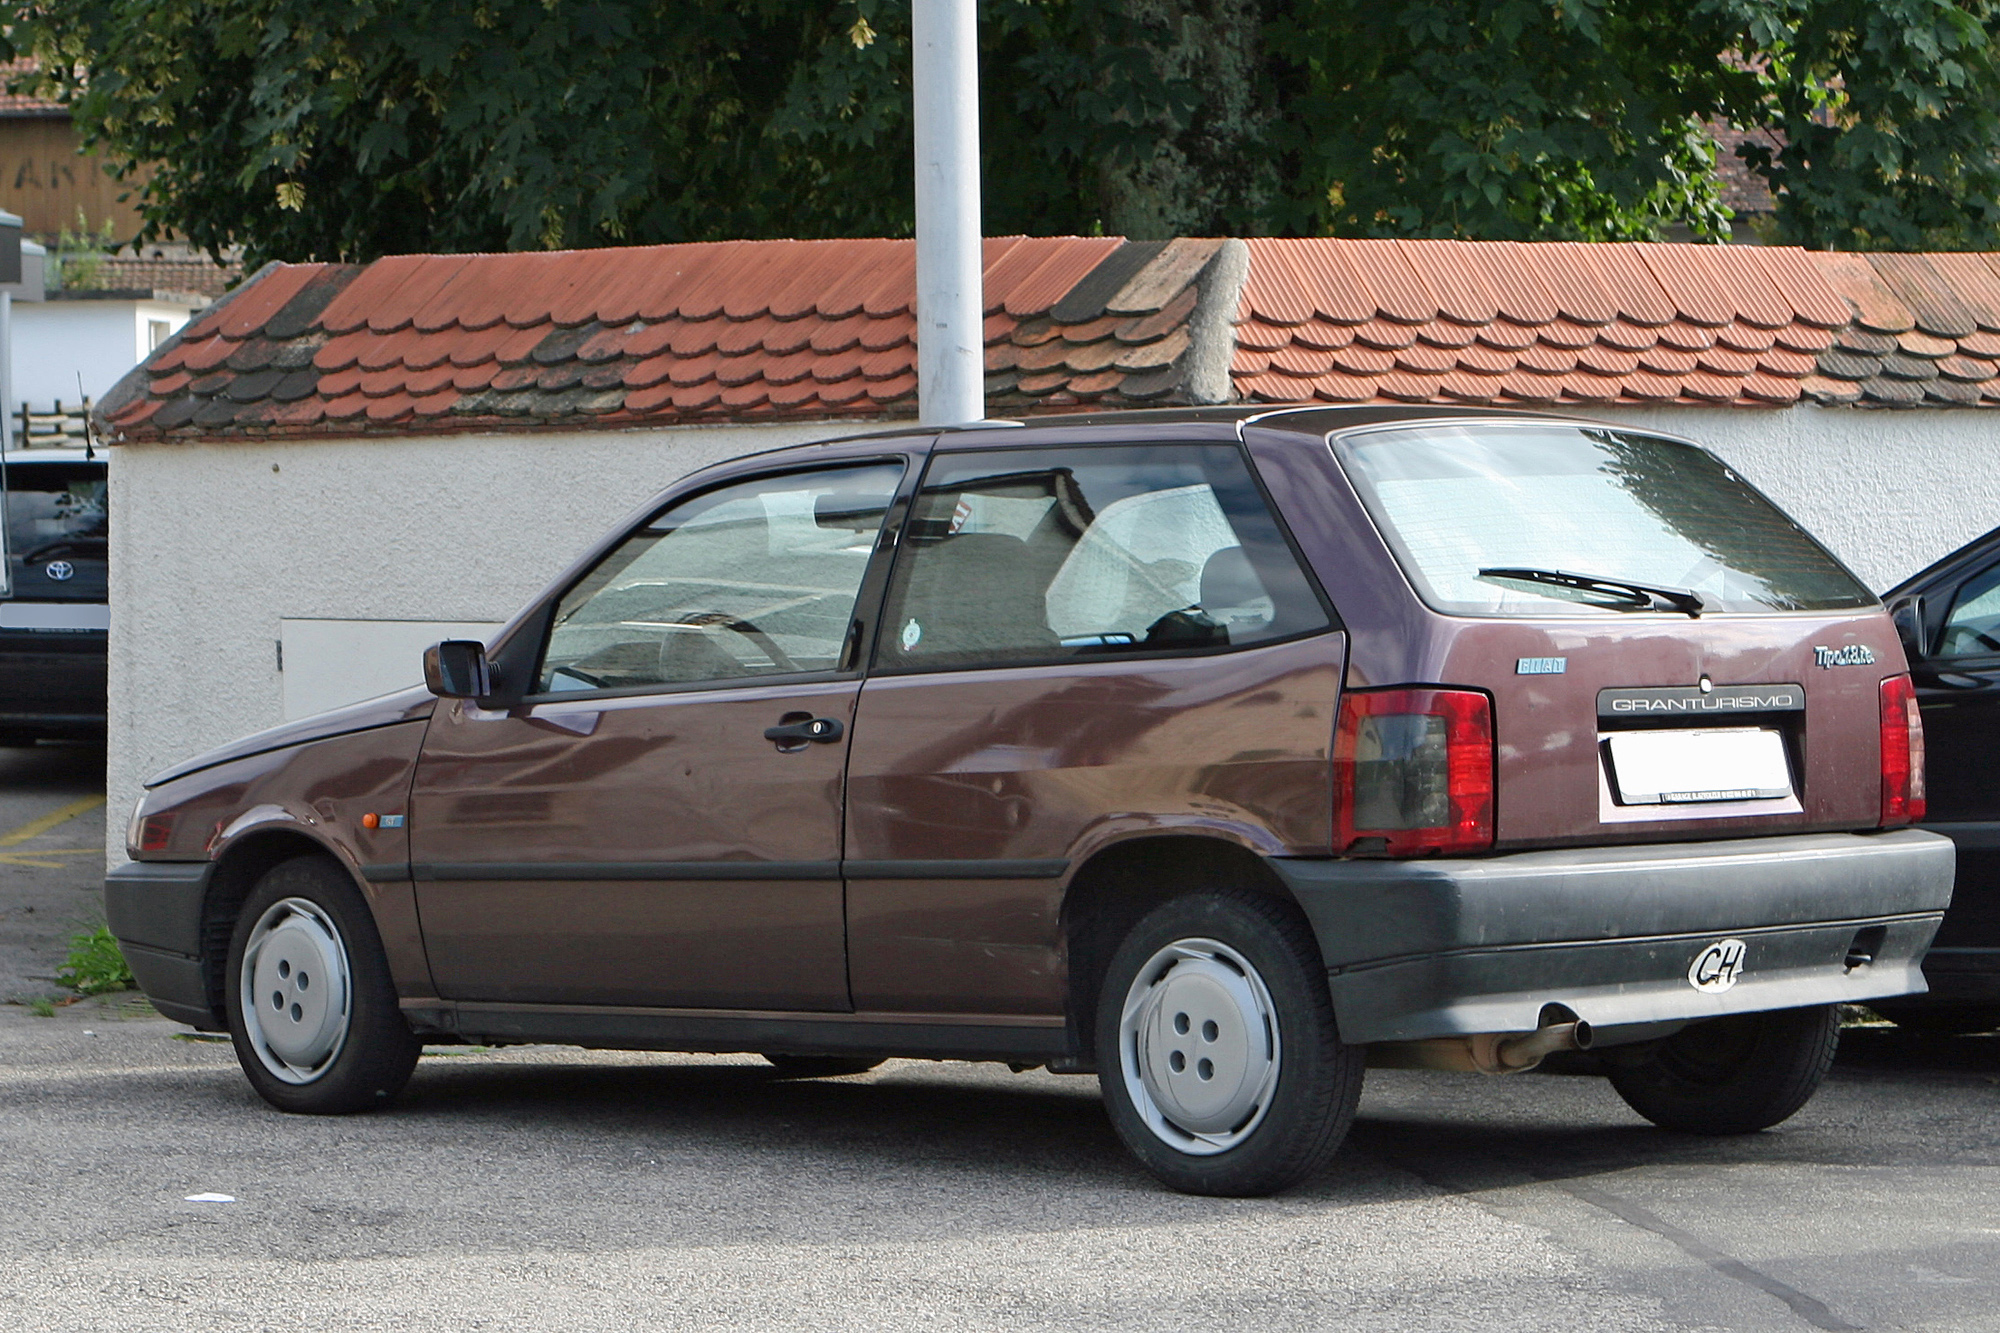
[7,0,2000,263]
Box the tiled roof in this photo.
[90,254,242,299]
[1799,251,2000,406]
[98,233,2000,441]
[101,236,1230,439]
[1231,239,1849,408]
[0,59,63,117]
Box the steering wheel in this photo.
[664,610,800,674]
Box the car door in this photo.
[843,441,1343,1018]
[410,458,908,1010]
[1908,555,2000,967]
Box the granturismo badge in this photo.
[1813,644,1876,668]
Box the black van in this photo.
[0,447,108,744]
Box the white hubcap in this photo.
[239,897,352,1084]
[1119,937,1281,1155]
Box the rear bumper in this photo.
[105,860,219,1029]
[1271,829,1955,1044]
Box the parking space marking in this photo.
[0,794,105,849]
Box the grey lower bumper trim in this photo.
[1271,829,1955,966]
[105,860,213,957]
[120,943,220,1030]
[1329,914,1939,1043]
[1269,830,1955,1044]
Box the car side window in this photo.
[536,463,903,694]
[1938,562,2000,659]
[877,444,1328,672]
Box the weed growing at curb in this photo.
[57,926,133,997]
[27,998,55,1017]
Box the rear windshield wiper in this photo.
[1478,567,1706,617]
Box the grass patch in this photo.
[26,998,55,1017]
[57,925,133,996]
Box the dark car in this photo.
[1880,531,2000,1035]
[0,447,108,744]
[108,407,1952,1196]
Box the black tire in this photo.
[224,855,420,1114]
[1871,1002,2000,1036]
[1095,888,1363,1196]
[761,1054,885,1078]
[1608,1005,1839,1135]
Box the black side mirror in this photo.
[424,640,492,700]
[1888,594,1927,661]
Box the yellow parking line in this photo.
[0,794,107,847]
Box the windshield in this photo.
[1334,423,1872,617]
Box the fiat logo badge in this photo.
[43,560,74,581]
[1687,938,1748,993]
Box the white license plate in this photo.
[1605,728,1793,805]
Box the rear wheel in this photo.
[224,856,420,1114]
[1871,1002,2000,1036]
[1095,888,1363,1196]
[760,1054,884,1078]
[1608,1005,1838,1135]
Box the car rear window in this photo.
[1333,423,1873,617]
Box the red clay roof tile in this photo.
[1812,252,1913,334]
[1332,345,1396,376]
[1577,346,1639,376]
[1240,243,1318,326]
[214,264,323,341]
[1473,321,1537,352]
[1376,371,1446,402]
[1872,254,1978,338]
[1353,318,1419,350]
[1716,322,1778,354]
[1524,244,1619,326]
[1754,347,1817,377]
[1517,344,1578,374]
[1437,370,1498,401]
[1557,373,1619,402]
[1656,321,1718,353]
[1401,239,1500,325]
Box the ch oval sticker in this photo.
[1687,938,1748,993]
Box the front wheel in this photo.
[1608,1005,1838,1135]
[1095,889,1363,1196]
[225,856,420,1114]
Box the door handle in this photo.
[764,716,844,745]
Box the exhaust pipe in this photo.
[1369,1018,1593,1075]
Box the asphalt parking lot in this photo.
[2,753,1996,1332]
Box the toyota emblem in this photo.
[43,560,74,582]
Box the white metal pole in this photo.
[912,0,984,425]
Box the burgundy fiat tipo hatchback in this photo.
[110,406,1953,1196]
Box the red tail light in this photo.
[1879,674,1926,826]
[1334,687,1494,856]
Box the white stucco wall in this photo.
[106,420,860,864]
[1588,404,2000,592]
[15,298,198,410]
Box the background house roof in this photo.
[98,234,2000,441]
